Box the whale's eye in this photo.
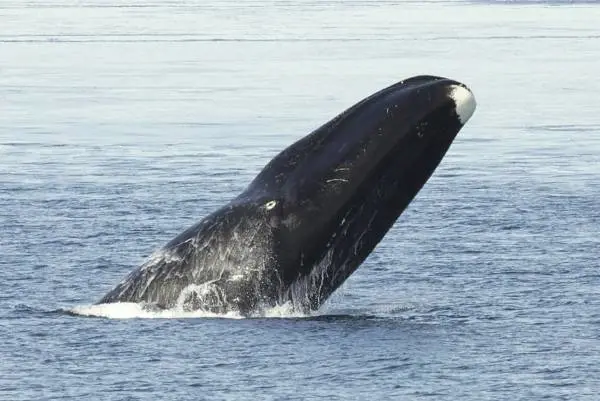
[265,200,277,210]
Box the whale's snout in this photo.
[448,84,476,124]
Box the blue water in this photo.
[1,0,599,399]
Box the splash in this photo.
[259,301,314,318]
[69,302,244,319]
[175,282,229,312]
[68,301,316,319]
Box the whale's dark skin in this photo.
[98,75,476,315]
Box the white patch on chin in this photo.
[449,85,476,124]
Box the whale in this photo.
[98,75,476,315]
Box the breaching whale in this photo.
[98,75,476,315]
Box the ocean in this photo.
[1,0,599,399]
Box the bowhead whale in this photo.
[98,75,476,315]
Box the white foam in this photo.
[69,302,315,319]
[260,302,316,318]
[70,303,244,319]
[449,85,476,124]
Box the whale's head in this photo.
[237,75,476,311]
